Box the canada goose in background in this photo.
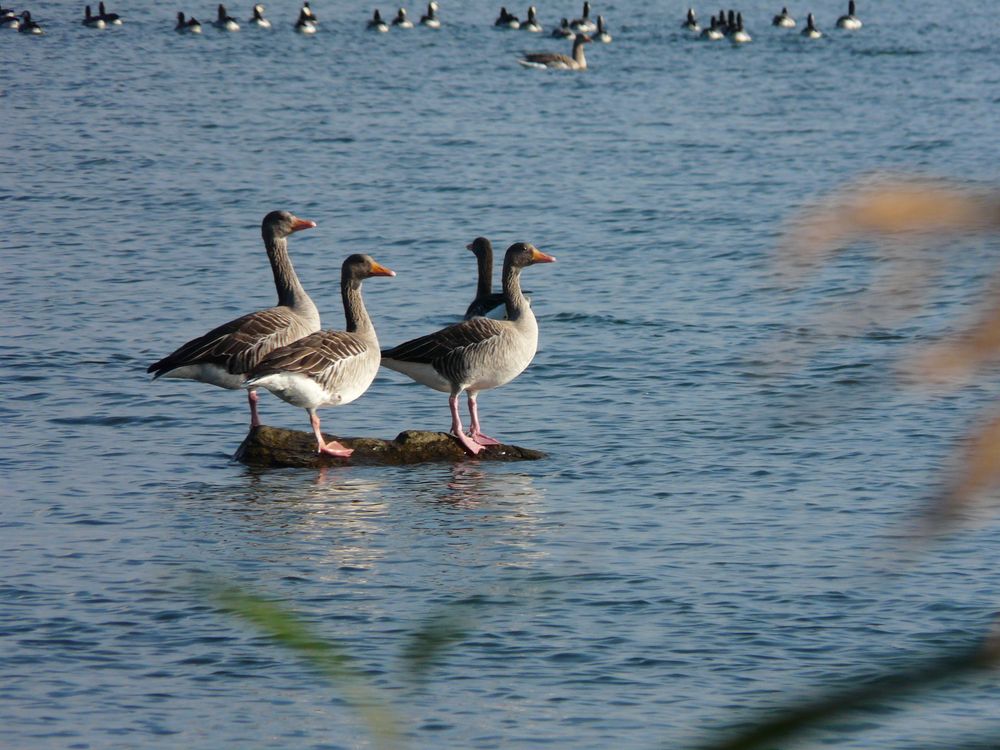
[98,1,121,24]
[570,0,595,32]
[18,11,43,33]
[147,211,320,428]
[392,7,413,27]
[300,1,316,23]
[175,11,203,32]
[295,6,316,32]
[682,8,700,31]
[380,243,555,456]
[495,6,520,28]
[464,238,506,321]
[731,12,750,43]
[1,6,18,28]
[594,14,611,42]
[213,3,239,30]
[248,3,271,27]
[724,9,736,34]
[700,15,723,39]
[519,33,591,69]
[521,5,542,31]
[419,1,440,27]
[772,6,795,26]
[716,8,728,32]
[802,13,823,39]
[836,0,862,29]
[243,254,395,459]
[83,5,107,28]
[801,12,821,37]
[551,17,573,37]
[368,8,388,30]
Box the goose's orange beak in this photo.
[291,218,317,233]
[530,247,556,263]
[370,261,396,277]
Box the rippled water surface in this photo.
[3,1,1000,747]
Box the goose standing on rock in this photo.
[519,33,591,69]
[98,2,122,24]
[681,8,700,32]
[248,3,271,28]
[419,1,440,27]
[520,5,542,32]
[368,8,388,31]
[147,211,319,428]
[801,12,821,37]
[213,3,240,30]
[772,6,795,27]
[380,242,555,456]
[83,6,107,28]
[836,0,862,29]
[175,11,203,32]
[464,237,506,320]
[17,11,43,33]
[243,255,395,458]
[392,7,413,27]
[495,6,519,28]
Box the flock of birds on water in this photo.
[5,1,865,68]
[147,212,555,458]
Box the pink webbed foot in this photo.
[452,431,484,456]
[469,431,501,446]
[317,440,353,458]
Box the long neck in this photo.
[341,277,373,336]
[265,232,312,311]
[574,40,586,65]
[475,250,493,299]
[502,262,531,322]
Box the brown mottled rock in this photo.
[233,425,547,468]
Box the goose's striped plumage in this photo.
[381,242,555,455]
[244,254,395,458]
[147,210,318,426]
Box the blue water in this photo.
[3,1,1000,747]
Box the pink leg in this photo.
[467,392,500,446]
[310,411,353,458]
[449,394,483,455]
[248,389,262,428]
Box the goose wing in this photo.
[248,330,370,382]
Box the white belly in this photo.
[160,363,244,389]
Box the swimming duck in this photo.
[368,8,389,30]
[731,12,750,43]
[248,3,271,27]
[295,6,317,32]
[519,33,591,70]
[520,5,542,31]
[18,11,43,33]
[594,14,611,42]
[700,15,723,39]
[392,7,413,27]
[83,5,107,28]
[419,1,440,27]
[801,12,821,37]
[551,17,573,37]
[213,3,239,30]
[175,11,203,32]
[569,0,595,32]
[243,254,395,459]
[495,6,520,28]
[836,0,862,29]
[380,243,555,456]
[681,8,700,32]
[98,2,122,24]
[772,6,795,27]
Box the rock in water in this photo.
[233,425,547,468]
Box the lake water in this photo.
[3,1,1000,747]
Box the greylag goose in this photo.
[836,0,862,29]
[243,255,395,458]
[772,6,795,27]
[175,11,202,32]
[147,211,319,427]
[249,3,271,27]
[392,7,413,27]
[380,242,555,456]
[520,5,542,32]
[368,9,388,31]
[98,1,122,24]
[463,237,505,320]
[213,3,240,30]
[681,7,699,31]
[569,1,595,33]
[801,12,821,37]
[83,5,106,28]
[419,1,440,27]
[519,33,591,70]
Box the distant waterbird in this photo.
[836,0,862,29]
[519,32,591,69]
